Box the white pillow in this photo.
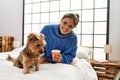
[76,47,93,59]
[11,45,26,53]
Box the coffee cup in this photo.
[51,50,61,60]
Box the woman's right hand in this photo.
[52,51,62,63]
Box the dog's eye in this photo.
[36,44,40,47]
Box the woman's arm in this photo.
[61,38,77,64]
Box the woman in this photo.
[40,13,80,64]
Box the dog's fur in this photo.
[6,33,46,74]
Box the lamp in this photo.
[104,44,112,54]
[104,44,112,60]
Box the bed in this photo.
[0,46,98,80]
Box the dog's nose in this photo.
[39,49,44,54]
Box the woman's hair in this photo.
[61,13,80,27]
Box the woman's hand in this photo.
[52,51,62,62]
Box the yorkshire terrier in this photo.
[6,33,46,74]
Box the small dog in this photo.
[6,33,46,74]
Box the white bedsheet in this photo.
[0,47,98,80]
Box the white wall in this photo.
[0,0,119,61]
[109,0,120,61]
[0,0,23,47]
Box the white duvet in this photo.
[0,47,98,80]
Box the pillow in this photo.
[11,45,26,53]
[76,47,93,59]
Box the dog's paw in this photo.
[35,68,39,71]
[23,70,30,74]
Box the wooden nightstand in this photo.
[0,36,14,52]
[90,60,120,80]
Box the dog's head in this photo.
[26,33,46,54]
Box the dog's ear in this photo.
[28,33,45,41]
[28,33,38,41]
[40,33,45,40]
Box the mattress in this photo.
[0,46,98,80]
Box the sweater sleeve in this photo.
[61,37,77,64]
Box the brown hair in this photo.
[61,13,80,27]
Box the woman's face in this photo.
[59,18,75,35]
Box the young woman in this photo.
[40,13,80,64]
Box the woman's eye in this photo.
[63,22,67,25]
[68,25,73,28]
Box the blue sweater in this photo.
[40,24,77,64]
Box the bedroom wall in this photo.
[0,0,119,61]
[0,0,23,47]
[109,0,120,61]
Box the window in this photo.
[23,0,109,60]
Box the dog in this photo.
[6,33,46,74]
